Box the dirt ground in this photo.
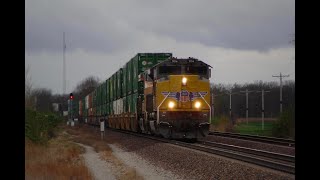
[65,124,179,180]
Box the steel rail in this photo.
[209,131,295,147]
[107,128,295,174]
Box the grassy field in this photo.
[25,127,93,180]
[233,121,275,137]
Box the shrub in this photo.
[272,106,295,139]
[25,108,63,143]
[211,115,233,132]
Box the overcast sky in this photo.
[25,0,295,95]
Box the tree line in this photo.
[211,80,295,119]
[26,66,295,120]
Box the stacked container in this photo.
[79,100,83,116]
[74,53,172,128]
[116,69,123,99]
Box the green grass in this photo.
[25,108,63,143]
[233,121,275,137]
[210,116,233,132]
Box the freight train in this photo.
[68,53,212,139]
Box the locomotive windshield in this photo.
[156,58,211,79]
[185,66,208,76]
[158,66,181,75]
[158,65,209,78]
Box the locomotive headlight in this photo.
[168,101,175,108]
[182,77,187,85]
[194,101,201,109]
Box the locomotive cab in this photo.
[141,57,212,139]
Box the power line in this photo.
[240,89,255,124]
[226,90,241,122]
[256,89,270,130]
[272,73,289,113]
[227,90,232,120]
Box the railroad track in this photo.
[209,131,295,147]
[197,140,295,174]
[107,128,295,174]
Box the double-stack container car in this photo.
[70,53,212,139]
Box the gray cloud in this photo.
[26,0,294,54]
[25,0,295,94]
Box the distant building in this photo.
[63,111,68,116]
[52,103,59,112]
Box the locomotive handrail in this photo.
[198,92,211,123]
[157,93,171,124]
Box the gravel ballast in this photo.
[109,144,182,180]
[104,129,294,180]
[68,125,295,180]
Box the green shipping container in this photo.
[72,100,79,117]
[128,93,138,113]
[109,77,113,101]
[98,84,102,106]
[96,105,100,116]
[99,104,102,116]
[102,104,106,116]
[132,93,138,113]
[116,68,123,99]
[83,109,87,117]
[107,78,111,103]
[103,81,107,104]
[112,73,117,101]
[127,95,132,113]
[100,83,103,105]
[131,53,172,94]
[123,96,127,113]
[106,103,110,115]
[122,64,127,97]
[110,102,113,115]
[100,83,103,106]
[102,104,104,116]
[127,60,133,95]
[108,78,112,103]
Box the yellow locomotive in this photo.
[75,53,212,140]
[139,57,212,139]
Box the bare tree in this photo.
[73,76,100,99]
[25,65,35,108]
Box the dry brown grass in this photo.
[25,131,93,180]
[66,125,112,153]
[66,124,144,180]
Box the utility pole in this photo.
[272,73,289,113]
[225,90,233,122]
[240,89,254,124]
[211,92,224,123]
[63,32,66,94]
[211,92,214,123]
[229,90,232,119]
[256,89,270,130]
